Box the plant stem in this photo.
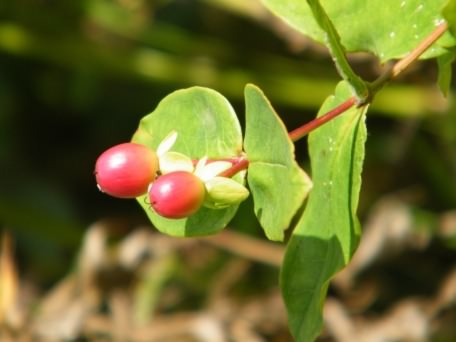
[219,22,449,177]
[289,21,449,142]
[219,156,249,178]
[306,0,368,100]
[391,22,448,80]
[195,157,240,165]
[370,22,448,93]
[196,156,249,178]
[288,96,357,142]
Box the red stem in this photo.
[219,157,249,178]
[218,22,448,178]
[192,156,249,178]
[217,97,356,177]
[193,157,240,166]
[288,96,357,142]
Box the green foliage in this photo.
[437,49,456,96]
[244,84,312,241]
[443,0,456,36]
[131,87,244,237]
[3,1,455,341]
[440,0,456,96]
[261,0,455,62]
[304,0,367,98]
[280,81,367,341]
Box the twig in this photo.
[286,21,449,142]
[219,156,249,178]
[212,23,449,177]
[288,97,357,142]
[306,0,368,99]
[391,22,448,79]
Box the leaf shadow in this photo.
[281,234,345,342]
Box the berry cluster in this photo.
[95,132,249,219]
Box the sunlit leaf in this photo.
[437,49,456,96]
[262,0,455,62]
[132,87,243,237]
[281,81,367,341]
[443,0,456,37]
[244,84,312,241]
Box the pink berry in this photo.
[149,171,206,219]
[95,143,158,198]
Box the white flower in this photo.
[155,131,249,209]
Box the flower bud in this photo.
[204,177,249,209]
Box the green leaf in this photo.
[305,0,368,99]
[261,0,456,62]
[437,48,456,96]
[132,87,243,237]
[440,0,456,97]
[280,81,367,341]
[244,84,312,241]
[443,0,456,37]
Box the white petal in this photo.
[159,151,194,174]
[157,131,178,157]
[194,156,208,177]
[195,161,232,182]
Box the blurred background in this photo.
[0,0,456,341]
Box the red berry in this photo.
[149,171,205,219]
[95,143,158,198]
